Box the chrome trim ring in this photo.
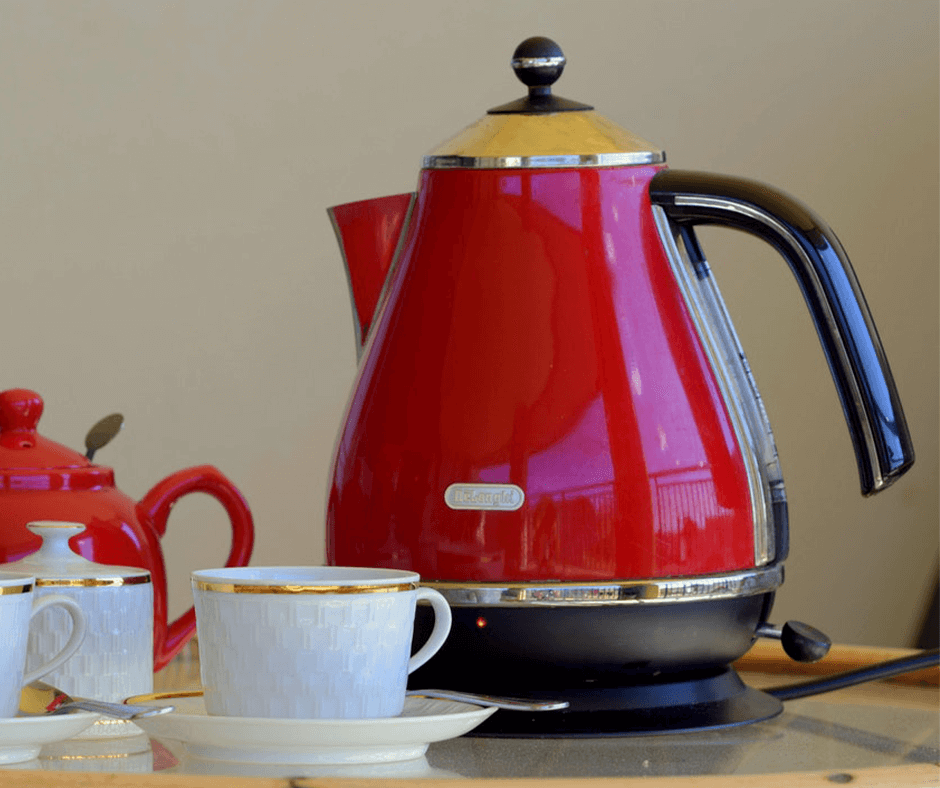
[512,55,565,70]
[423,566,782,607]
[422,151,666,170]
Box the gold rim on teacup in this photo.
[193,580,418,594]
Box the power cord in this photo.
[765,647,940,701]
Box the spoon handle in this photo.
[56,699,173,720]
[406,689,568,711]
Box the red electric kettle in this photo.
[326,38,914,733]
[0,388,254,671]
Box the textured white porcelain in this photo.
[127,693,495,765]
[0,711,99,765]
[4,522,154,739]
[0,571,86,719]
[192,566,452,719]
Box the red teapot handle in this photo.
[137,465,254,670]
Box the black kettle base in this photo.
[464,668,783,738]
[409,591,783,736]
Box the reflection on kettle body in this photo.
[330,165,761,580]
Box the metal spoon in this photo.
[406,689,568,711]
[84,413,124,461]
[19,680,173,720]
[129,688,567,713]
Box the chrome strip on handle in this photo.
[649,170,914,496]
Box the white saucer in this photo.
[126,694,497,765]
[0,713,100,765]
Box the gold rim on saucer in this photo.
[125,690,202,706]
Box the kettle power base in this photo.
[462,668,783,738]
[410,590,783,736]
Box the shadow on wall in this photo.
[916,562,939,648]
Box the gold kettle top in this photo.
[423,36,664,170]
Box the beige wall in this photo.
[1,1,936,649]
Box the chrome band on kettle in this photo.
[424,566,783,607]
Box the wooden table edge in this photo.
[0,762,936,788]
[734,641,939,686]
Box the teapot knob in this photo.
[0,389,43,434]
[511,36,566,90]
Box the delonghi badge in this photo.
[444,483,525,511]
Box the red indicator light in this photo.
[476,616,487,629]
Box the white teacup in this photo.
[192,566,452,719]
[0,571,87,718]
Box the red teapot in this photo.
[0,388,254,671]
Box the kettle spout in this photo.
[328,193,416,355]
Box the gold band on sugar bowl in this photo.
[36,575,151,588]
[0,582,33,595]
[193,580,418,595]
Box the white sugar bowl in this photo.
[3,521,153,739]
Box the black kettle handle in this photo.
[649,169,914,496]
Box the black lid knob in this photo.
[511,36,566,90]
[489,37,592,115]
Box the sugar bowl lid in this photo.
[3,521,151,586]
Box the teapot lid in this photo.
[423,37,664,170]
[0,389,114,489]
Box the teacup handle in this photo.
[23,594,86,685]
[408,588,452,673]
